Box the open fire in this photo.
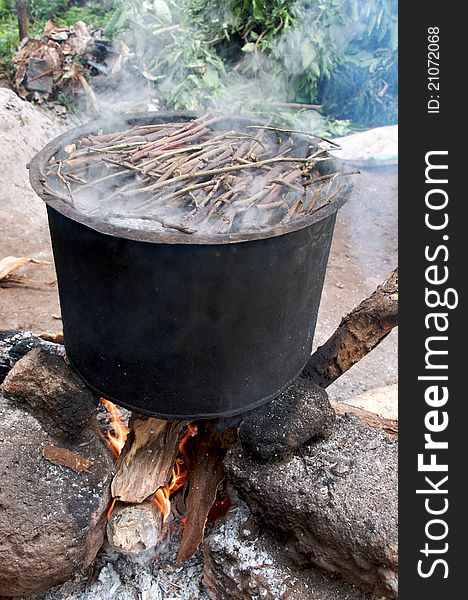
[98,397,236,559]
[101,398,198,526]
[100,398,129,459]
[152,423,198,522]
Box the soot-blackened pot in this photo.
[29,113,351,419]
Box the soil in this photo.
[0,89,397,402]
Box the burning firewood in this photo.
[107,499,164,555]
[102,405,197,555]
[111,416,189,504]
[44,114,355,235]
[100,399,236,559]
[178,424,237,561]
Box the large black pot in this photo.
[29,113,351,419]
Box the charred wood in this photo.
[178,423,237,561]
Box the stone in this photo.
[0,365,113,596]
[330,126,398,167]
[0,330,63,384]
[203,498,373,600]
[2,347,97,440]
[345,384,398,421]
[239,377,335,462]
[226,414,398,598]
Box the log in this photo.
[330,400,398,438]
[303,268,398,388]
[111,416,188,503]
[107,500,163,555]
[178,424,237,562]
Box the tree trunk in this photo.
[16,1,29,42]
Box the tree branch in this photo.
[303,268,398,388]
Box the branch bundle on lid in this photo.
[48,113,352,236]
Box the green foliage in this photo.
[55,3,115,28]
[0,13,18,69]
[1,0,397,128]
[108,0,396,128]
[106,0,227,110]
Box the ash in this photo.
[25,514,207,600]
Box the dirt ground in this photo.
[0,89,397,403]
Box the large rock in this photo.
[226,414,398,598]
[203,498,373,600]
[0,330,62,384]
[346,384,398,421]
[0,351,113,597]
[2,346,96,440]
[239,378,335,462]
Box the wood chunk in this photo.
[304,268,398,388]
[331,401,398,438]
[178,425,237,562]
[111,417,188,503]
[0,256,52,284]
[42,445,93,472]
[107,500,163,555]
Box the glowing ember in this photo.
[100,398,129,459]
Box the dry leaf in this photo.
[42,445,93,473]
[0,255,52,284]
[38,331,64,344]
[0,256,32,280]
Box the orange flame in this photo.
[101,398,129,459]
[153,424,197,522]
[100,399,197,524]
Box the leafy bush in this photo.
[108,0,397,127]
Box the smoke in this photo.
[81,0,396,131]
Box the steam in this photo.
[48,115,347,236]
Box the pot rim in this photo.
[29,111,352,246]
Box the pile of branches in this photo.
[47,114,351,235]
[13,18,127,109]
